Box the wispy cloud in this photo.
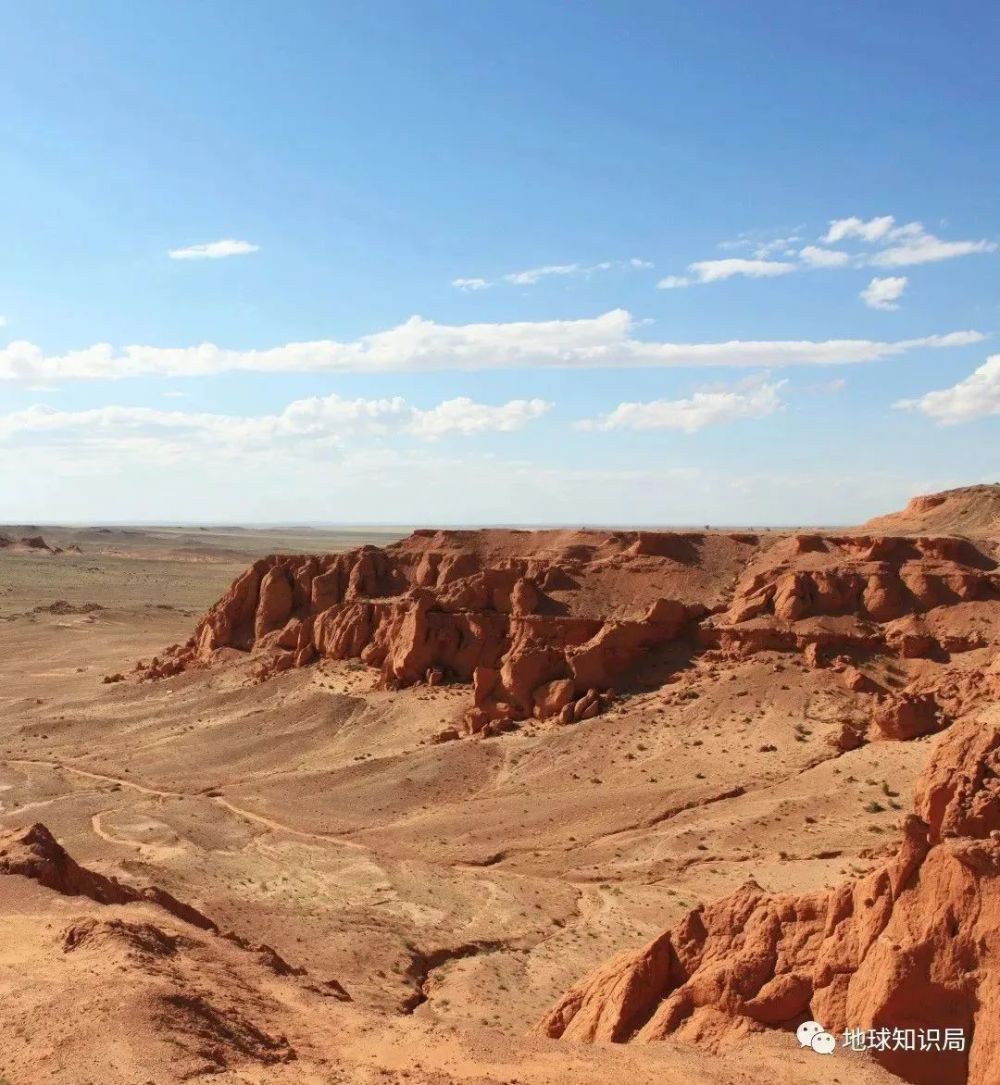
[861,276,908,311]
[0,312,984,381]
[0,395,551,466]
[576,376,786,433]
[807,377,847,394]
[658,258,797,289]
[660,214,994,289]
[895,354,1000,424]
[407,397,549,437]
[167,239,260,260]
[799,245,851,268]
[750,237,802,259]
[870,230,995,267]
[717,231,803,257]
[505,263,591,285]
[821,215,896,244]
[824,216,995,267]
[453,258,652,290]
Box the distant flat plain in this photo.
[0,523,408,615]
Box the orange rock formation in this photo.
[536,712,1000,1085]
[139,529,757,732]
[142,503,999,746]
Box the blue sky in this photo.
[0,1,997,524]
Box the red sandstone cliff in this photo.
[536,711,1000,1084]
[138,529,758,732]
[139,517,999,742]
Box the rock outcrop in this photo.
[139,529,755,731]
[537,713,1000,1085]
[0,822,216,929]
[139,521,1000,740]
[0,825,304,1079]
[0,822,347,1001]
[709,533,999,660]
[862,484,1000,537]
[0,532,61,553]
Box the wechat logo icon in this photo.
[797,1020,836,1055]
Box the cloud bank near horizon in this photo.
[0,310,984,381]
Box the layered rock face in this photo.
[536,713,1000,1085]
[139,529,757,731]
[141,521,999,742]
[710,532,999,659]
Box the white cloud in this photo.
[407,397,549,438]
[660,258,797,288]
[822,215,896,244]
[821,216,994,267]
[894,354,1000,424]
[799,245,851,268]
[167,239,260,260]
[664,215,994,290]
[861,275,908,310]
[717,231,803,256]
[751,238,802,260]
[0,315,7,328]
[504,263,593,285]
[869,228,996,267]
[0,394,551,465]
[577,377,786,434]
[691,258,798,282]
[454,258,651,290]
[0,312,984,381]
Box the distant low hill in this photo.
[862,484,1000,536]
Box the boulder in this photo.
[874,692,943,740]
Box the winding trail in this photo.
[211,796,369,851]
[7,758,181,799]
[4,757,369,853]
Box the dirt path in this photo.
[7,758,182,799]
[211,795,369,851]
[4,757,370,853]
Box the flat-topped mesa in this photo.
[139,529,761,732]
[536,712,1000,1085]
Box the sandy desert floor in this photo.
[0,519,967,1084]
